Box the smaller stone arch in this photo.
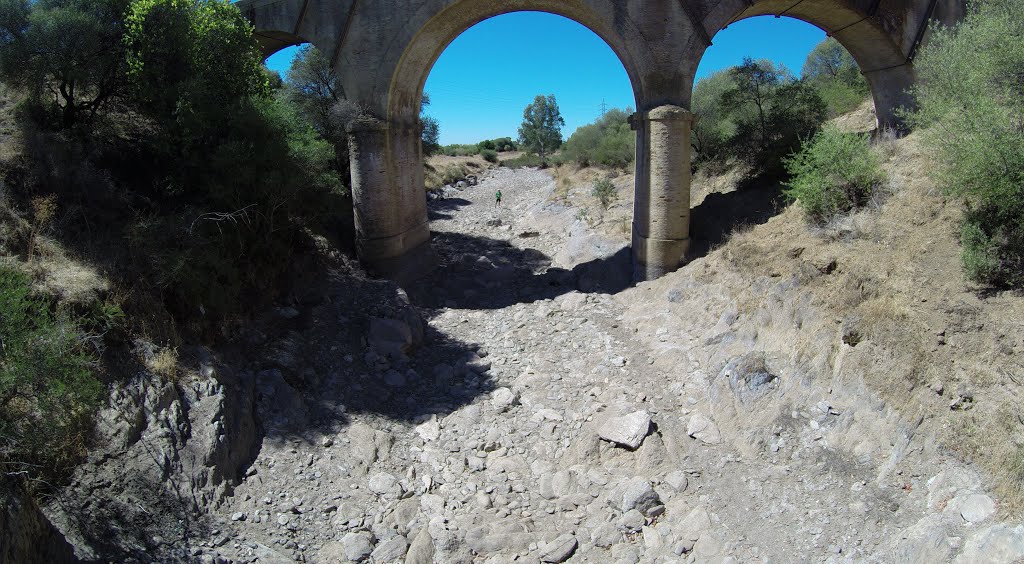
[235,0,345,62]
[252,30,309,60]
[701,2,920,128]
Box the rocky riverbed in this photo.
[39,167,1024,563]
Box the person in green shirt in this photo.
[495,190,502,207]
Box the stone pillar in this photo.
[348,116,434,281]
[631,105,694,281]
[863,64,917,131]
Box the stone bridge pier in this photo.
[237,0,965,282]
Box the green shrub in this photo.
[501,153,547,169]
[440,143,480,157]
[481,149,498,163]
[492,137,517,152]
[783,125,884,224]
[562,108,635,169]
[910,0,1024,287]
[0,266,101,490]
[592,177,616,209]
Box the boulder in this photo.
[598,410,652,449]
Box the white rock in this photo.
[686,413,722,445]
[491,387,517,411]
[414,416,441,442]
[598,410,652,449]
[342,531,375,561]
[404,528,434,564]
[370,535,408,562]
[927,468,982,510]
[369,472,399,496]
[678,507,712,541]
[665,470,689,492]
[956,524,1024,563]
[612,477,661,513]
[540,534,578,563]
[952,493,996,523]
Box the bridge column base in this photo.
[631,105,695,281]
[348,116,435,283]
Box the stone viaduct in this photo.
[235,0,965,280]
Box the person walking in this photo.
[495,189,503,207]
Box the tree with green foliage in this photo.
[722,59,782,154]
[562,108,635,169]
[284,44,350,186]
[802,38,870,116]
[0,0,130,129]
[518,94,564,160]
[286,45,343,135]
[910,0,1024,287]
[125,0,268,132]
[122,0,342,322]
[691,69,737,165]
[492,137,517,152]
[721,58,827,173]
[420,92,440,156]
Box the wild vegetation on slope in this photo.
[909,0,1024,288]
[0,0,353,490]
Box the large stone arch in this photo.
[387,5,643,125]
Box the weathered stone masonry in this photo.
[236,0,965,280]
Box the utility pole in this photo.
[599,98,608,116]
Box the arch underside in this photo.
[386,1,653,125]
[253,30,308,60]
[717,1,909,71]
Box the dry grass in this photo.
[702,125,1024,512]
[148,346,179,382]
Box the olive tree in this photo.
[0,0,130,129]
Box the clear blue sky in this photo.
[264,14,826,145]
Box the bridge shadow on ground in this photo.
[404,230,633,314]
[427,197,473,221]
[688,176,787,260]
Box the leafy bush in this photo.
[562,108,635,169]
[592,177,617,209]
[491,137,517,152]
[0,266,101,489]
[501,153,547,169]
[481,149,498,163]
[440,143,480,157]
[691,69,736,164]
[783,125,884,224]
[910,0,1024,287]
